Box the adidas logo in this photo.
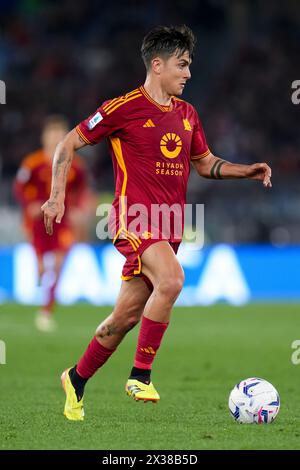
[143,119,155,127]
[140,346,156,355]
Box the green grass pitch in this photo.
[0,303,300,450]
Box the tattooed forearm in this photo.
[209,159,226,179]
[50,143,73,200]
[56,147,69,165]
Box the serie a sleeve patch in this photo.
[87,111,103,130]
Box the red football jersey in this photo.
[77,86,209,242]
[14,149,87,253]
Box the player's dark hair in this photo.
[141,25,196,70]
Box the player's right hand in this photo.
[41,199,65,235]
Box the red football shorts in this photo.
[31,219,74,256]
[114,236,180,291]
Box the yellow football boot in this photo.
[125,379,160,403]
[61,368,84,421]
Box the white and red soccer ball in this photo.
[229,377,280,424]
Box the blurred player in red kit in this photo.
[15,115,89,332]
[42,26,272,420]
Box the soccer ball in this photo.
[228,377,280,424]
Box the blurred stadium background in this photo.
[0,0,300,304]
[1,0,300,450]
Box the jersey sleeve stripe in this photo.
[102,97,120,112]
[76,125,92,144]
[106,93,142,115]
[103,89,140,113]
[190,149,211,160]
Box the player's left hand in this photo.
[246,163,272,188]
